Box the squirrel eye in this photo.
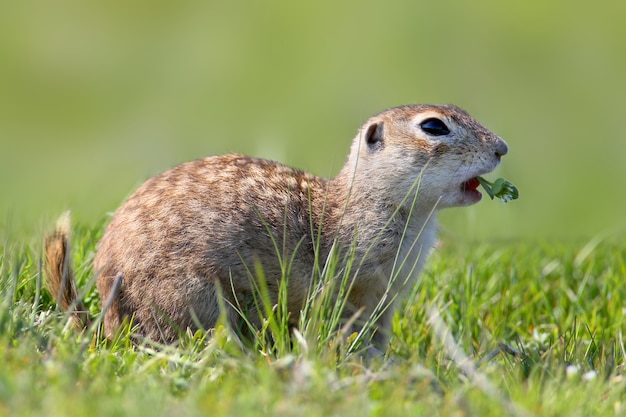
[420,118,450,136]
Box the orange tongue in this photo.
[464,178,480,191]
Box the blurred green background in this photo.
[1,0,624,240]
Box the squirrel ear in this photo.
[364,122,384,149]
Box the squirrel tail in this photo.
[44,212,91,330]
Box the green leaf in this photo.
[477,176,519,204]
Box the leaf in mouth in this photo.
[477,177,519,203]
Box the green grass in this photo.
[1,224,626,417]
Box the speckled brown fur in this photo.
[45,104,508,348]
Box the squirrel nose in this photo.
[494,138,508,158]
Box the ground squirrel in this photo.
[45,104,508,349]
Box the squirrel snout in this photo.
[494,138,508,158]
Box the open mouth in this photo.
[460,177,482,203]
[462,177,480,192]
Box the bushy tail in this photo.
[44,212,91,330]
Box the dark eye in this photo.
[420,118,450,136]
